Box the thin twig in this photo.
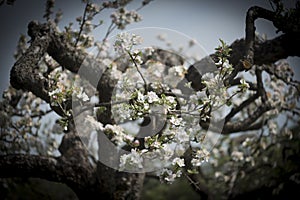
[183,172,203,194]
[14,109,53,118]
[74,3,89,47]
[225,93,259,122]
[103,22,116,42]
[255,67,267,102]
[128,51,148,91]
[72,99,129,118]
[101,0,151,42]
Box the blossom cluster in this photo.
[113,32,143,54]
[76,35,259,183]
[89,33,216,180]
[102,0,134,9]
[1,86,60,156]
[48,69,90,107]
[111,8,142,30]
[2,1,299,195]
[191,148,210,166]
[75,34,255,182]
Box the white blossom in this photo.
[202,73,214,83]
[85,115,104,131]
[191,158,201,167]
[170,116,182,126]
[268,120,277,135]
[137,90,146,103]
[104,124,124,136]
[160,168,182,183]
[239,79,250,92]
[144,47,154,56]
[175,129,189,142]
[231,151,244,161]
[215,171,223,178]
[166,96,176,104]
[245,156,255,166]
[242,137,252,147]
[164,95,177,110]
[161,143,174,158]
[174,65,186,77]
[191,149,210,167]
[111,8,142,30]
[114,32,143,55]
[48,88,61,97]
[119,149,143,170]
[172,158,185,167]
[95,40,110,58]
[175,144,186,156]
[147,91,159,103]
[76,87,89,102]
[87,3,100,13]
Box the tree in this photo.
[0,0,300,199]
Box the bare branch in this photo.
[74,3,89,47]
[255,68,267,102]
[183,148,210,199]
[222,104,272,134]
[225,93,259,123]
[245,6,276,63]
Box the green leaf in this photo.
[97,106,107,114]
[226,101,232,106]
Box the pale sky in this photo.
[0,0,299,95]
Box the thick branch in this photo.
[10,21,50,102]
[0,153,100,199]
[230,78,257,90]
[7,18,299,197]
[253,33,300,65]
[222,104,272,134]
[0,154,60,180]
[245,6,276,63]
[8,22,146,199]
[225,93,259,122]
[17,22,299,97]
[255,68,267,102]
[47,31,85,73]
[189,33,300,91]
[9,22,65,116]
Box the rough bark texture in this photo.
[185,4,300,199]
[2,3,300,199]
[6,21,145,200]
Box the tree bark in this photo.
[3,7,300,198]
[6,21,145,200]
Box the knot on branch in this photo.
[28,20,50,40]
[10,21,51,101]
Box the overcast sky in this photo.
[0,0,299,95]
